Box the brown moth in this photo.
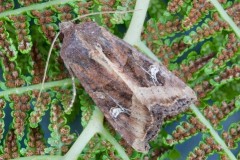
[59,22,197,152]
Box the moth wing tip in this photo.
[132,140,150,153]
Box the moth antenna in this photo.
[64,75,76,114]
[71,9,141,22]
[106,93,130,112]
[130,57,156,85]
[36,32,60,106]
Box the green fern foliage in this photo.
[0,0,239,159]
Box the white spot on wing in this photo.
[110,107,130,119]
[148,65,160,85]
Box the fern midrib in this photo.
[63,106,130,160]
[0,0,77,18]
[12,155,62,160]
[0,78,74,97]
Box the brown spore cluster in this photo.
[214,65,240,83]
[158,20,183,36]
[30,46,47,84]
[167,0,184,13]
[98,0,116,7]
[82,108,92,125]
[204,101,236,127]
[10,94,31,138]
[100,6,115,28]
[29,91,51,126]
[188,137,222,160]
[227,3,240,27]
[0,130,19,159]
[54,57,69,80]
[190,13,229,42]
[220,154,231,160]
[182,0,215,28]
[212,33,239,71]
[31,9,59,47]
[0,99,5,140]
[143,19,184,55]
[54,88,72,111]
[18,0,42,6]
[9,15,32,52]
[141,22,161,53]
[167,117,206,144]
[222,123,240,149]
[0,1,13,12]
[30,45,68,84]
[23,127,46,156]
[101,140,118,159]
[194,81,213,98]
[158,41,188,66]
[0,21,17,59]
[0,98,5,118]
[82,135,119,159]
[54,4,74,22]
[180,53,215,81]
[76,1,94,22]
[81,135,99,159]
[49,104,75,154]
[97,0,135,27]
[2,56,25,88]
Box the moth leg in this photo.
[106,94,131,118]
[137,64,163,86]
[131,58,149,74]
[130,55,159,86]
[132,62,160,86]
[109,107,129,119]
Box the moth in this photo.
[59,22,197,152]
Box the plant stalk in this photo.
[63,107,129,160]
[123,0,150,45]
[0,78,75,97]
[0,0,76,18]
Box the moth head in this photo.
[59,22,74,34]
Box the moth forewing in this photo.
[60,21,197,152]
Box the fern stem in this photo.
[136,40,160,63]
[0,78,74,96]
[63,107,129,160]
[11,155,62,160]
[190,104,237,160]
[0,0,76,18]
[123,0,150,45]
[63,106,104,160]
[208,0,240,38]
[123,0,160,63]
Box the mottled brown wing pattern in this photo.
[60,22,197,152]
